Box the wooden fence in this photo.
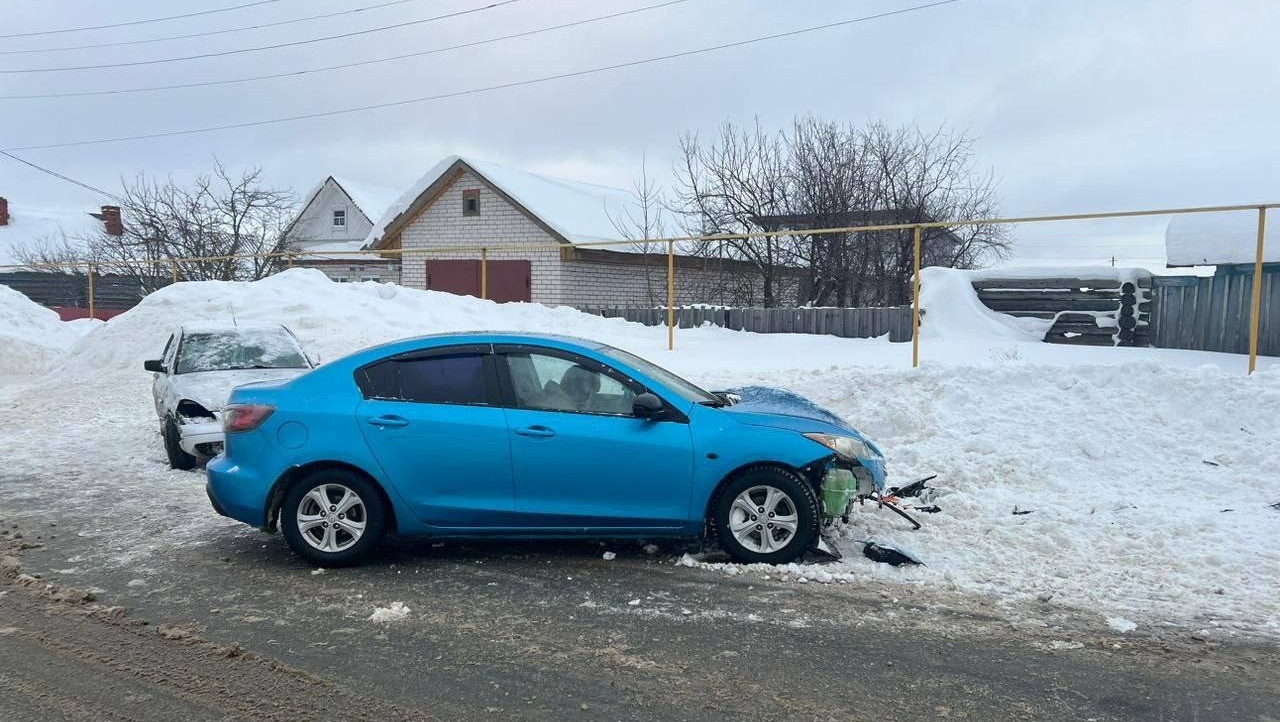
[971,274,1152,347]
[578,305,913,341]
[1149,265,1279,356]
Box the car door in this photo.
[153,333,178,419]
[353,345,517,528]
[495,346,695,529]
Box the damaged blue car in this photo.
[207,333,887,566]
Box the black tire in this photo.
[163,417,197,471]
[712,466,819,565]
[280,469,387,566]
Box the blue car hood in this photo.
[722,386,869,442]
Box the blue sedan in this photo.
[206,333,887,566]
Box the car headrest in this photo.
[561,365,600,402]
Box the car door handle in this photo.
[367,415,409,428]
[513,425,556,438]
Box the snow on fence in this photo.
[1150,266,1280,356]
[577,305,913,341]
[970,273,1152,347]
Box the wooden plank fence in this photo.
[971,275,1152,347]
[578,305,913,341]
[1149,266,1279,356]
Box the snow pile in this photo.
[368,602,411,623]
[0,284,96,374]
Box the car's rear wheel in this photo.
[713,466,818,564]
[162,417,197,471]
[281,470,386,566]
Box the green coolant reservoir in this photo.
[822,468,857,518]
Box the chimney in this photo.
[98,205,123,236]
[0,197,9,226]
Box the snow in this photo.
[0,206,101,267]
[1165,209,1279,267]
[0,283,98,374]
[367,601,411,623]
[0,267,1277,639]
[364,155,659,251]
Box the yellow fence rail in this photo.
[1,202,1274,373]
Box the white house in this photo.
[364,156,765,306]
[284,176,397,283]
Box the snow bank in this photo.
[0,284,96,374]
[918,267,1042,342]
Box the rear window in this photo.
[357,354,489,405]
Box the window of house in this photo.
[462,189,480,216]
[332,208,346,228]
[357,353,490,405]
[360,276,379,283]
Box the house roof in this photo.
[365,156,647,250]
[284,176,375,243]
[0,206,101,267]
[1165,210,1280,267]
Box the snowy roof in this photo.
[1165,210,1280,267]
[365,155,645,249]
[0,206,101,267]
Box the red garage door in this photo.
[425,259,531,303]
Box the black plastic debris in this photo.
[1012,506,1034,515]
[861,541,924,567]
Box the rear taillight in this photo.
[222,404,275,433]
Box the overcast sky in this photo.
[1,0,1276,265]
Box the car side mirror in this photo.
[632,392,665,419]
[144,359,166,373]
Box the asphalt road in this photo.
[1,503,1277,722]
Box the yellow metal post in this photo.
[911,225,923,368]
[170,259,179,284]
[1248,207,1267,374]
[86,263,96,320]
[287,252,295,268]
[667,239,675,351]
[480,248,488,300]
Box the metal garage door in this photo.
[425,259,531,303]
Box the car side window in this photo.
[161,334,178,371]
[357,353,490,406]
[505,352,636,416]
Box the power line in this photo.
[0,0,288,40]
[1,0,690,100]
[1,0,430,56]
[3,0,965,152]
[0,150,123,202]
[1,0,524,74]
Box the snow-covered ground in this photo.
[0,268,1277,640]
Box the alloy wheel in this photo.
[296,483,367,553]
[727,485,799,554]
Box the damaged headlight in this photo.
[803,432,880,462]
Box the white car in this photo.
[145,323,315,469]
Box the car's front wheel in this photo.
[162,417,197,471]
[713,466,818,564]
[281,470,387,566]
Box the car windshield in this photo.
[175,328,309,374]
[597,344,723,405]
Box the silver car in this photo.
[145,323,315,469]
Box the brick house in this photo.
[284,176,398,283]
[364,156,769,306]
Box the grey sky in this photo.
[1,0,1276,266]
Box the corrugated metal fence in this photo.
[578,305,913,341]
[1149,266,1279,356]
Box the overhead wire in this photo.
[0,150,124,201]
[0,0,433,56]
[3,0,965,151]
[1,0,691,100]
[0,0,288,40]
[0,0,525,74]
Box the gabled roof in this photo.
[0,206,102,267]
[365,156,642,249]
[1165,210,1279,267]
[284,175,375,242]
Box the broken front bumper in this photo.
[178,418,224,456]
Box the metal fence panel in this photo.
[576,305,913,342]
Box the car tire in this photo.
[713,466,819,565]
[281,470,386,567]
[163,417,197,471]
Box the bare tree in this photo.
[610,156,668,305]
[16,160,298,292]
[666,116,1008,308]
